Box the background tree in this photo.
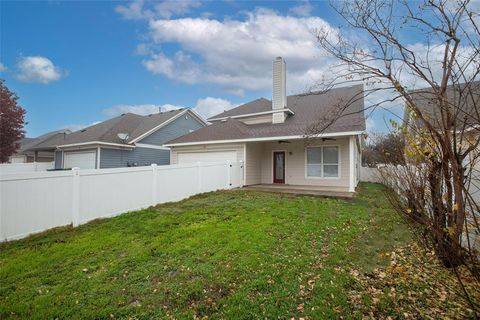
[0,79,26,163]
[362,131,406,167]
[308,0,479,311]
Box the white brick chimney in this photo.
[272,57,286,124]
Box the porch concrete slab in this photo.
[244,184,354,199]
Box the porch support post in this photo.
[349,136,355,192]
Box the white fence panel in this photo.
[1,161,244,242]
[0,162,54,174]
[360,166,382,183]
[199,162,229,192]
[0,171,73,240]
[79,167,153,223]
[156,164,200,203]
[230,162,244,188]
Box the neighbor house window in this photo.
[306,146,339,178]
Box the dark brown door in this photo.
[273,151,285,184]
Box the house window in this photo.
[306,146,339,178]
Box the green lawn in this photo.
[0,183,451,319]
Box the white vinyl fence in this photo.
[0,162,54,174]
[359,166,382,183]
[0,161,244,242]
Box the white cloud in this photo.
[154,0,201,19]
[289,1,314,17]
[102,97,236,120]
[195,97,235,118]
[0,63,6,72]
[16,56,64,84]
[115,0,152,20]
[116,0,201,20]
[137,9,338,94]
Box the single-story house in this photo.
[165,57,366,193]
[26,108,208,169]
[8,129,71,163]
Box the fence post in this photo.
[197,162,202,193]
[151,164,157,206]
[226,160,231,189]
[72,168,80,227]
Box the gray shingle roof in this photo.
[209,98,272,119]
[27,109,185,150]
[168,85,365,145]
[406,81,480,129]
[19,129,71,152]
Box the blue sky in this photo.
[1,0,400,137]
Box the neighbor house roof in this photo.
[166,84,366,146]
[27,109,201,150]
[405,81,480,129]
[17,129,72,153]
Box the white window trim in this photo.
[304,145,341,180]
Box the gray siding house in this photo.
[29,109,207,169]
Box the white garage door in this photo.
[177,151,237,164]
[64,151,96,169]
[9,156,26,163]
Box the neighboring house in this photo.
[8,129,71,163]
[26,109,207,169]
[403,81,480,202]
[165,57,366,193]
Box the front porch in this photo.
[244,137,360,193]
[245,183,354,199]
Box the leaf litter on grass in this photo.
[347,243,479,319]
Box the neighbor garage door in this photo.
[64,151,96,169]
[177,151,237,164]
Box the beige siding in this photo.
[245,142,263,185]
[239,114,272,125]
[170,143,246,164]
[252,138,351,189]
[170,137,355,191]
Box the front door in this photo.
[273,151,285,184]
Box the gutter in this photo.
[165,131,365,147]
[56,141,135,149]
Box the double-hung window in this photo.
[306,146,339,178]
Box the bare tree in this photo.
[309,0,480,311]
